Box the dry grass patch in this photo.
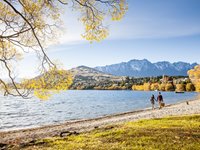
[22,115,200,150]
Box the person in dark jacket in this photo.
[157,92,164,109]
[150,94,156,110]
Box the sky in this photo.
[19,0,200,78]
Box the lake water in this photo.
[0,90,198,131]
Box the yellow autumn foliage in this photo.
[143,83,151,91]
[132,85,144,91]
[188,65,200,92]
[0,41,23,61]
[78,0,128,42]
[186,83,195,92]
[159,84,166,91]
[176,84,186,92]
[150,83,159,91]
[165,83,174,91]
[22,68,73,100]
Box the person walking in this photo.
[157,92,164,109]
[150,94,156,110]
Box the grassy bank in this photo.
[21,115,200,150]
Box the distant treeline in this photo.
[132,82,195,92]
[132,76,196,92]
[70,75,197,92]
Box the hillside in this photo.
[69,66,124,89]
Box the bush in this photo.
[186,83,195,91]
[151,83,159,91]
[132,85,144,91]
[143,83,151,91]
[94,86,103,90]
[159,84,166,91]
[188,65,200,92]
[176,84,186,92]
[107,85,121,90]
[195,83,200,92]
[165,83,175,91]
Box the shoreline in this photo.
[1,91,198,132]
[0,98,200,146]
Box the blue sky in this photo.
[19,0,200,77]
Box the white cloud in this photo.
[51,11,200,48]
[108,16,200,40]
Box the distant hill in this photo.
[95,59,198,77]
[69,66,123,89]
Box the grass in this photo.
[22,115,200,150]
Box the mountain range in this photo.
[94,59,198,77]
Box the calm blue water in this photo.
[0,90,198,131]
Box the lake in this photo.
[0,90,198,131]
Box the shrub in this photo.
[107,85,121,90]
[195,83,200,92]
[150,83,160,91]
[94,86,103,90]
[132,85,144,91]
[188,65,200,92]
[143,83,151,91]
[186,83,195,91]
[159,84,166,91]
[165,83,175,91]
[176,84,186,92]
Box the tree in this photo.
[132,85,144,91]
[175,84,186,92]
[159,84,166,91]
[165,83,175,91]
[186,83,195,92]
[188,65,200,92]
[143,83,151,91]
[150,83,159,91]
[0,0,128,98]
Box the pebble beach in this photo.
[0,97,200,146]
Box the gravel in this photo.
[0,98,200,145]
